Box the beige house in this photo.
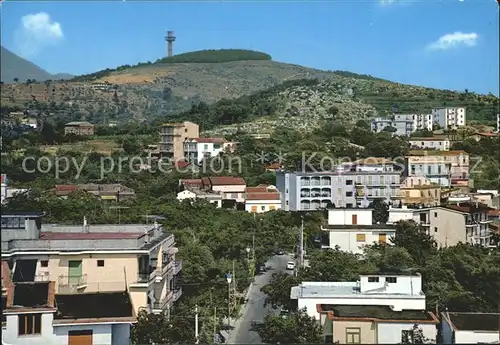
[413,202,493,248]
[400,177,441,207]
[64,121,95,136]
[159,121,199,161]
[1,213,182,316]
[318,304,438,344]
[244,185,281,213]
[176,189,222,208]
[409,136,450,151]
[53,183,136,202]
[200,176,246,203]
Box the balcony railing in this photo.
[34,273,50,282]
[173,288,182,302]
[173,261,182,275]
[58,274,87,294]
[162,260,175,276]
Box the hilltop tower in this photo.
[165,31,176,58]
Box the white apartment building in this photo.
[184,138,236,163]
[496,114,500,133]
[409,137,451,151]
[320,208,396,254]
[290,272,427,320]
[371,114,433,136]
[432,107,466,130]
[441,312,500,344]
[387,206,414,224]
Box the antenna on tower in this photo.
[165,30,176,58]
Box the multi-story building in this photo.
[2,281,135,345]
[319,304,438,344]
[64,121,95,136]
[405,150,469,188]
[432,107,466,130]
[159,121,199,161]
[371,114,433,136]
[244,185,281,213]
[184,138,236,163]
[441,312,500,344]
[400,176,441,207]
[200,176,246,203]
[276,159,403,211]
[320,208,396,254]
[496,113,500,133]
[1,213,182,316]
[1,174,28,205]
[412,202,493,247]
[290,271,427,320]
[409,136,450,151]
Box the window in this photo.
[346,328,361,344]
[251,206,257,213]
[18,314,42,336]
[434,227,438,233]
[346,191,353,197]
[368,277,379,283]
[97,260,105,267]
[356,234,366,242]
[285,201,289,205]
[346,203,353,208]
[352,214,358,225]
[434,212,437,217]
[231,193,238,199]
[40,260,48,268]
[269,205,276,210]
[261,206,265,211]
[386,277,397,283]
[204,144,208,150]
[346,180,353,185]
[427,166,431,174]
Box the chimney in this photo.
[83,216,88,233]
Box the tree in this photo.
[370,199,389,224]
[131,309,194,345]
[261,272,300,310]
[391,220,436,266]
[251,308,322,344]
[401,324,435,344]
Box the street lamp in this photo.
[226,273,232,327]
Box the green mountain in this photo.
[0,49,497,131]
[0,46,72,83]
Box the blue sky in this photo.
[1,0,498,95]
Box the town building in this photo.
[64,121,95,136]
[440,312,500,344]
[53,184,135,202]
[159,121,199,161]
[2,281,134,345]
[1,213,182,316]
[405,150,469,188]
[432,107,466,130]
[412,202,493,247]
[409,136,451,151]
[318,304,438,344]
[497,113,500,133]
[201,176,246,203]
[290,271,427,320]
[400,176,441,207]
[244,185,281,213]
[320,208,395,254]
[276,159,403,211]
[184,138,236,163]
[371,114,433,136]
[20,117,38,129]
[176,189,222,208]
[387,206,415,224]
[467,132,500,141]
[1,174,28,205]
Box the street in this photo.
[226,253,294,344]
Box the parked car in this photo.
[286,261,295,270]
[258,265,266,273]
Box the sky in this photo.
[1,0,498,95]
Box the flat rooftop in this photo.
[40,232,143,240]
[291,282,423,299]
[321,304,437,322]
[322,224,396,230]
[446,312,500,332]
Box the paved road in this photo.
[227,254,294,344]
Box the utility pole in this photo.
[299,215,304,269]
[213,306,217,344]
[226,273,233,327]
[195,304,199,344]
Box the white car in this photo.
[286,261,295,270]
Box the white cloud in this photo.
[427,31,478,51]
[14,12,64,57]
[380,0,397,5]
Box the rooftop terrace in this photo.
[321,304,437,322]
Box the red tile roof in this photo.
[245,192,281,201]
[194,138,226,144]
[174,161,191,169]
[246,186,269,193]
[40,232,143,240]
[208,176,246,186]
[266,163,281,170]
[55,185,79,191]
[180,179,202,186]
[475,132,500,137]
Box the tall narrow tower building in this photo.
[165,31,176,58]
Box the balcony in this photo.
[34,273,50,282]
[173,288,182,302]
[173,261,182,275]
[58,274,88,294]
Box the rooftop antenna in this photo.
[165,31,176,58]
